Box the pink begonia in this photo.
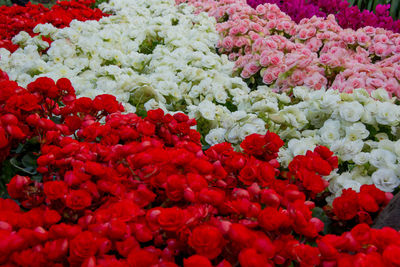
[177,0,400,97]
[247,0,400,34]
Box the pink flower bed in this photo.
[247,0,400,33]
[177,0,400,96]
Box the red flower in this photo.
[332,189,359,221]
[240,133,267,157]
[239,248,271,267]
[69,231,98,264]
[294,244,320,267]
[66,190,92,210]
[157,207,187,232]
[7,175,31,200]
[127,249,159,267]
[93,94,123,114]
[383,245,400,266]
[189,225,225,259]
[258,207,291,231]
[43,181,68,200]
[184,255,212,267]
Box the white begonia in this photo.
[338,101,364,122]
[205,128,227,145]
[344,122,369,141]
[292,86,310,100]
[319,119,341,144]
[371,88,391,102]
[330,139,364,161]
[369,149,397,169]
[198,100,216,121]
[375,102,399,125]
[394,140,400,157]
[287,137,317,157]
[319,90,340,111]
[371,168,400,192]
[353,152,370,165]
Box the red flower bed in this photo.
[0,71,399,266]
[0,0,106,52]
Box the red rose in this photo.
[66,190,92,210]
[44,181,68,200]
[157,207,186,232]
[189,225,225,259]
[183,255,212,267]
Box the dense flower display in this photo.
[0,74,398,266]
[178,0,400,96]
[3,0,400,264]
[2,0,400,197]
[247,0,400,33]
[0,0,105,52]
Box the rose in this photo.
[189,225,225,259]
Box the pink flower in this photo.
[222,36,234,50]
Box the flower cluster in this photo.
[2,0,400,197]
[257,86,400,198]
[0,0,249,116]
[1,74,398,267]
[331,185,392,222]
[178,0,400,96]
[247,0,400,33]
[0,0,105,52]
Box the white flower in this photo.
[287,138,317,156]
[205,128,226,145]
[338,101,364,122]
[375,102,399,125]
[198,100,216,121]
[330,139,363,161]
[353,152,370,165]
[369,149,397,169]
[371,168,400,192]
[344,122,369,141]
[319,119,341,144]
[371,88,391,102]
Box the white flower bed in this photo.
[0,0,249,115]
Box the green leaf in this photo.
[312,207,332,235]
